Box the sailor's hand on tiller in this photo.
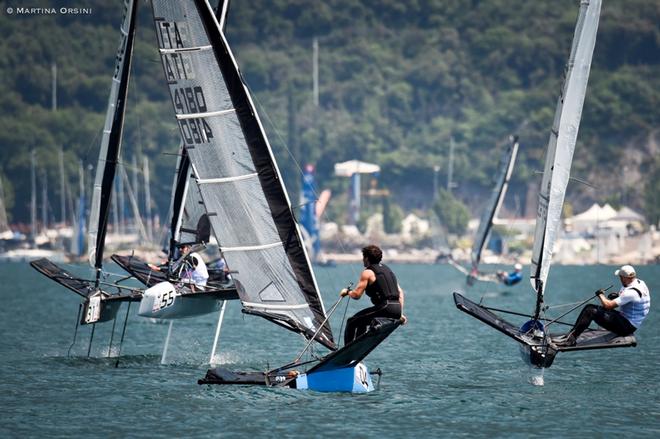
[594,289,605,297]
[340,288,350,297]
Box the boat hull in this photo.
[138,282,222,319]
[294,362,374,393]
[198,363,376,393]
[518,320,557,368]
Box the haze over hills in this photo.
[0,0,658,228]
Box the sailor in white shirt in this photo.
[179,244,209,291]
[554,264,650,347]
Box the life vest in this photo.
[365,263,399,306]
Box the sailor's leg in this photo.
[343,305,386,345]
[570,304,600,338]
[592,308,636,336]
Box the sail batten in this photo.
[176,109,236,120]
[197,173,258,185]
[530,0,601,298]
[222,242,282,252]
[150,0,334,349]
[159,45,212,54]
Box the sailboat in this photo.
[149,0,401,392]
[31,0,238,346]
[31,0,140,332]
[453,0,635,370]
[448,136,519,285]
[111,143,239,320]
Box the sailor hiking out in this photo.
[496,263,523,286]
[554,265,650,347]
[340,245,407,345]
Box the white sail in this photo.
[530,0,601,295]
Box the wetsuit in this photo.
[344,263,402,345]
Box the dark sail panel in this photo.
[471,137,518,270]
[150,0,334,350]
[88,0,138,273]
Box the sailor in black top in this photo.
[340,245,407,345]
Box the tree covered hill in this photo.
[0,0,658,226]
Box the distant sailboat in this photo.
[454,0,635,371]
[149,0,400,392]
[448,136,519,285]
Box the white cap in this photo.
[514,263,522,271]
[615,264,636,277]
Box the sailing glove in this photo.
[594,289,605,297]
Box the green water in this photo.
[1,262,659,438]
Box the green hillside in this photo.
[0,0,658,226]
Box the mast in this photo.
[143,156,153,242]
[41,171,48,232]
[215,0,230,31]
[131,155,140,233]
[59,148,66,225]
[30,150,37,240]
[150,0,335,350]
[117,160,126,235]
[87,0,138,283]
[447,136,455,193]
[470,137,519,272]
[313,37,319,107]
[0,175,8,234]
[530,0,601,318]
[167,145,191,263]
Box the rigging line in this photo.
[82,126,104,164]
[268,294,349,376]
[114,301,131,368]
[543,285,613,331]
[338,292,351,346]
[480,305,573,327]
[67,303,82,357]
[246,84,361,283]
[544,300,594,310]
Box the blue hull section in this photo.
[296,362,374,393]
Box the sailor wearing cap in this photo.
[554,265,650,347]
[496,263,523,286]
[178,243,209,291]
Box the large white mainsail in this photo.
[470,137,519,272]
[530,0,601,305]
[150,0,335,350]
[87,0,137,279]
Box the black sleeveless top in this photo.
[365,263,399,306]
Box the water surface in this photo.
[1,262,659,437]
